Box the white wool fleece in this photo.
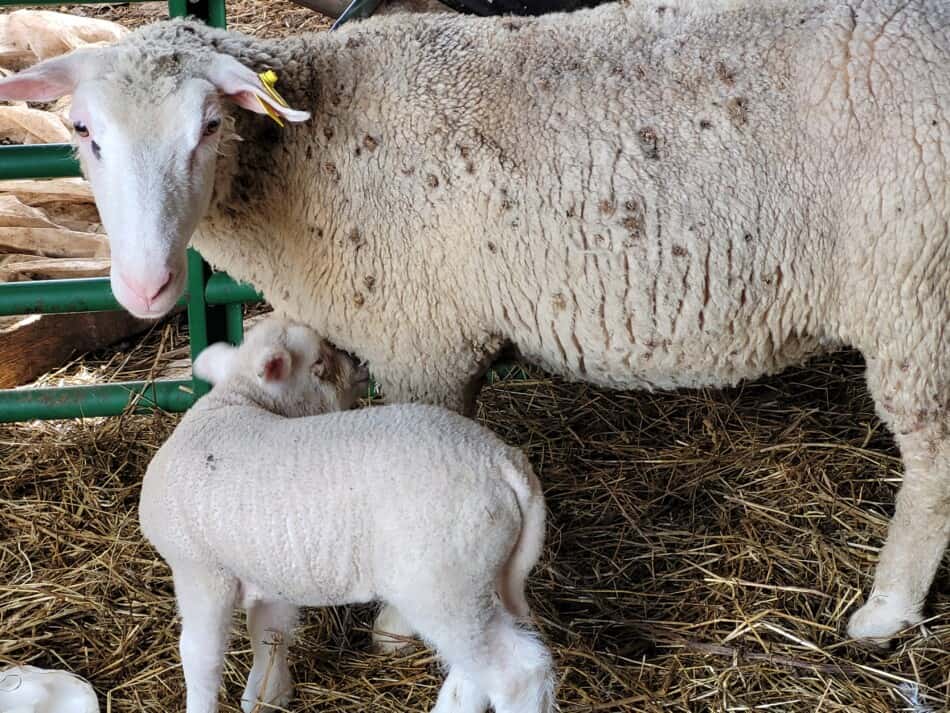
[140,402,537,607]
[138,319,552,713]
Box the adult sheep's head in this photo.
[0,31,309,318]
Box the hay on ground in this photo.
[0,311,947,712]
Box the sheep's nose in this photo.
[122,270,173,310]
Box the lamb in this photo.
[1,0,948,647]
[137,316,554,713]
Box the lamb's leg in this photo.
[847,419,950,644]
[397,595,555,713]
[431,667,490,713]
[454,613,555,713]
[372,602,416,654]
[242,598,298,713]
[174,566,238,713]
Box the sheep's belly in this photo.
[527,327,830,391]
[507,228,833,391]
[515,263,832,391]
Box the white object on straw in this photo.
[0,666,98,713]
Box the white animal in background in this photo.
[0,666,99,713]
[1,0,948,647]
[137,317,554,713]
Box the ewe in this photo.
[138,317,553,713]
[2,0,948,646]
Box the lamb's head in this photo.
[0,22,309,319]
[193,316,369,416]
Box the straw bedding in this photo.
[1,3,948,711]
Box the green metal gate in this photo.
[0,0,261,422]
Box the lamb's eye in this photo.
[73,121,89,138]
[311,357,327,379]
[203,118,221,137]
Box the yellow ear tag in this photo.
[257,70,290,127]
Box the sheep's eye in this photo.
[203,118,221,137]
[73,121,89,138]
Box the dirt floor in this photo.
[1,2,948,712]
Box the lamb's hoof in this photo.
[372,604,418,654]
[847,594,921,647]
[371,629,418,655]
[241,664,293,713]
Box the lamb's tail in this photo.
[497,452,546,619]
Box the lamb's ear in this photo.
[0,49,110,101]
[255,347,292,385]
[207,54,310,124]
[193,342,239,385]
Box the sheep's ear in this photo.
[193,342,238,385]
[256,347,292,385]
[207,54,310,124]
[0,49,109,101]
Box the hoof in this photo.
[371,629,418,655]
[241,663,293,713]
[372,603,418,654]
[847,594,921,646]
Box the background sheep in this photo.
[138,317,554,713]
[0,0,947,648]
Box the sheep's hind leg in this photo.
[456,613,555,713]
[398,597,555,713]
[846,346,950,644]
[847,418,950,644]
[431,668,490,713]
[242,596,298,713]
[173,566,238,713]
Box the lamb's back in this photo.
[140,404,524,605]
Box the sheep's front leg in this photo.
[242,598,298,713]
[369,334,504,416]
[174,567,238,713]
[847,420,950,644]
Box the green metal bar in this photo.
[208,0,227,27]
[0,271,258,316]
[0,380,195,422]
[169,0,226,26]
[204,271,261,305]
[168,0,189,17]
[224,302,244,344]
[0,277,129,316]
[0,145,80,180]
[186,249,213,396]
[486,362,527,384]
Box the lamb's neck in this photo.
[190,380,274,416]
